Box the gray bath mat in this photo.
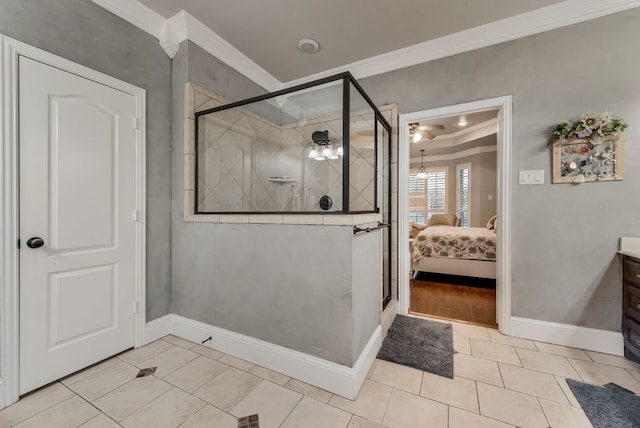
[567,379,640,428]
[377,315,453,378]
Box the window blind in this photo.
[457,165,470,227]
[408,173,427,224]
[426,170,447,216]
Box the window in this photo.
[409,167,447,224]
[408,173,426,224]
[457,163,471,227]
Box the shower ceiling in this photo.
[137,0,563,81]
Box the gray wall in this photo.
[171,41,378,366]
[412,150,497,227]
[367,9,640,330]
[351,231,382,362]
[0,0,172,320]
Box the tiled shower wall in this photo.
[197,106,288,212]
[192,83,377,214]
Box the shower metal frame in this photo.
[194,72,391,216]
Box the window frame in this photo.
[409,166,448,224]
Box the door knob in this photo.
[26,237,44,249]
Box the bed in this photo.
[411,225,497,279]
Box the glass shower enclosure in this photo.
[195,72,390,215]
[195,72,392,308]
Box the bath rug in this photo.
[566,378,640,428]
[377,315,453,378]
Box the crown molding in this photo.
[92,0,640,92]
[176,12,281,91]
[91,0,166,40]
[410,145,497,163]
[281,0,640,87]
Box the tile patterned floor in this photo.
[2,318,640,428]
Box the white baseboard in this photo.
[144,314,382,399]
[510,316,624,356]
[144,315,172,344]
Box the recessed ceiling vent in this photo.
[297,38,320,53]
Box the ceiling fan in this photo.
[409,122,445,142]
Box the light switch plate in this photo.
[519,170,544,185]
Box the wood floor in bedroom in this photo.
[410,278,497,328]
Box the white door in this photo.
[19,56,137,394]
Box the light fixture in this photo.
[297,38,320,53]
[409,122,443,142]
[458,116,467,127]
[308,130,342,161]
[416,149,428,179]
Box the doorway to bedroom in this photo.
[398,97,512,333]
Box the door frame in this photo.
[398,96,512,334]
[0,35,147,409]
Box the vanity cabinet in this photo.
[623,255,640,362]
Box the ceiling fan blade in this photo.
[418,124,445,131]
[423,131,436,140]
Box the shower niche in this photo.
[195,72,391,215]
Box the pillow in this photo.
[410,222,427,238]
[486,215,497,230]
[429,214,458,227]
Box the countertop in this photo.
[619,237,640,259]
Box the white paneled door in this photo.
[19,56,137,394]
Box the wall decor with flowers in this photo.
[550,111,628,184]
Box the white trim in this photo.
[91,0,640,90]
[410,145,497,163]
[144,315,172,344]
[149,314,382,400]
[511,317,624,356]
[398,96,512,335]
[91,0,166,40]
[0,35,19,411]
[0,35,146,409]
[165,11,281,91]
[281,0,640,87]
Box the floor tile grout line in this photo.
[496,363,574,406]
[535,396,553,427]
[474,377,587,412]
[496,363,506,393]
[63,358,122,387]
[473,380,481,417]
[57,384,122,428]
[226,378,266,416]
[552,375,577,408]
[6,388,79,428]
[377,385,394,427]
[470,335,538,353]
[275,393,304,428]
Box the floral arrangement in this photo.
[550,111,628,143]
